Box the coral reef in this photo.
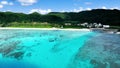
[70,33,120,68]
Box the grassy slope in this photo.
[0,22,85,28]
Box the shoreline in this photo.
[0,27,91,31]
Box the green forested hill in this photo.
[0,9,120,26]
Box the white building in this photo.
[65,23,71,26]
[103,25,110,28]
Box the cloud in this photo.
[60,10,66,12]
[102,6,107,9]
[86,8,91,10]
[0,1,14,5]
[9,2,14,5]
[60,7,93,12]
[71,7,83,12]
[18,0,37,6]
[1,1,8,5]
[0,4,3,8]
[70,7,92,12]
[29,9,52,14]
[85,2,92,5]
[110,7,119,10]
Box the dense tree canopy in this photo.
[0,9,120,26]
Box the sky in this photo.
[0,0,120,14]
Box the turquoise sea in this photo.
[0,29,120,68]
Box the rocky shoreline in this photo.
[91,28,120,34]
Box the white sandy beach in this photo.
[0,27,91,31]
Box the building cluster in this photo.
[81,22,110,28]
[64,22,110,28]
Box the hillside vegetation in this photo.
[0,9,120,28]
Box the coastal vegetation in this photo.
[0,9,120,28]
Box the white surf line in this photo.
[0,27,91,31]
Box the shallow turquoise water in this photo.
[0,29,120,68]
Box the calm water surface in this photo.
[0,29,120,68]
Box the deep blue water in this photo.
[0,29,120,68]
